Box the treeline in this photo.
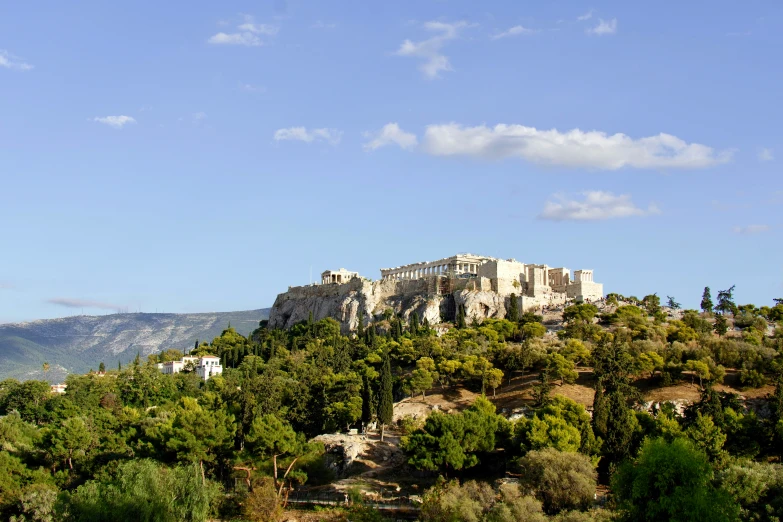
[0,290,781,521]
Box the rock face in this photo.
[268,278,513,333]
[0,309,269,381]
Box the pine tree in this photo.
[99,362,105,373]
[701,287,714,314]
[422,317,430,333]
[118,361,122,371]
[378,350,394,442]
[507,293,519,322]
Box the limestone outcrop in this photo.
[268,278,514,333]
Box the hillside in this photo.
[0,309,269,382]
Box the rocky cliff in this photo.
[0,309,269,382]
[268,278,513,332]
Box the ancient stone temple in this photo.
[321,268,360,285]
[270,253,605,333]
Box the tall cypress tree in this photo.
[361,376,373,431]
[357,309,365,339]
[700,287,714,314]
[378,350,394,441]
[410,312,420,336]
[457,304,467,329]
[507,293,519,322]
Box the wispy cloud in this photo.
[587,18,617,36]
[312,20,336,29]
[93,115,136,129]
[273,127,342,145]
[239,82,265,93]
[491,25,536,40]
[732,224,770,235]
[758,148,774,162]
[0,282,15,290]
[726,30,752,37]
[577,10,594,21]
[0,50,33,71]
[363,123,418,151]
[539,191,660,221]
[395,21,472,79]
[421,123,731,169]
[47,298,126,311]
[208,15,278,47]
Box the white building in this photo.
[195,355,223,381]
[157,355,223,381]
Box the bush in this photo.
[739,369,766,389]
[419,480,546,522]
[518,448,596,514]
[718,460,783,521]
[243,477,282,522]
[64,460,220,522]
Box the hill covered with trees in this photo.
[0,288,782,521]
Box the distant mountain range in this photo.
[0,309,269,382]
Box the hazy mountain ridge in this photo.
[0,309,269,382]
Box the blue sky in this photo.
[1,1,781,323]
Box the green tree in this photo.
[612,437,739,522]
[245,414,319,497]
[65,459,220,522]
[714,314,729,336]
[149,397,235,484]
[43,416,93,471]
[642,294,661,316]
[377,350,394,442]
[402,397,501,474]
[701,287,714,314]
[410,312,420,335]
[506,294,519,322]
[518,448,597,514]
[666,296,681,310]
[715,285,737,316]
[457,304,467,329]
[98,362,105,373]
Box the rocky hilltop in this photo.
[0,309,269,382]
[269,277,510,332]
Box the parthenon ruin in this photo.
[272,253,605,332]
[322,253,603,302]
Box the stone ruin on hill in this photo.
[268,253,604,333]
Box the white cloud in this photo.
[759,148,774,162]
[395,21,471,79]
[732,224,770,235]
[47,298,125,310]
[539,191,660,221]
[274,127,342,145]
[239,82,265,93]
[364,123,418,151]
[312,21,336,29]
[587,18,617,36]
[0,50,33,71]
[421,123,730,169]
[491,25,535,40]
[577,10,594,21]
[93,115,136,129]
[208,15,277,47]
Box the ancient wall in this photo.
[566,281,604,301]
